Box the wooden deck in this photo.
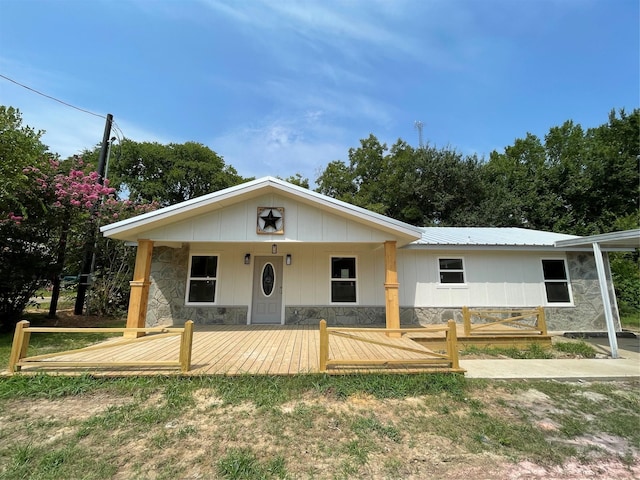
[8,324,459,376]
[408,323,552,350]
[7,322,550,377]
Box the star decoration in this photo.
[260,209,281,231]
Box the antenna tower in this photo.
[414,120,424,148]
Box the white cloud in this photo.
[210,114,349,185]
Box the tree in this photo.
[0,106,50,213]
[315,135,485,226]
[84,139,246,206]
[315,159,357,201]
[20,158,118,317]
[0,106,54,329]
[279,173,309,189]
[481,133,550,228]
[482,109,639,235]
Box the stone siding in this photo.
[284,307,387,326]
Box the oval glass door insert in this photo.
[261,263,275,297]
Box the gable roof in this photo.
[100,176,423,243]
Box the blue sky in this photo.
[1,0,638,185]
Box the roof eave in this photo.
[100,177,422,243]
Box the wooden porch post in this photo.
[124,239,154,338]
[384,240,401,338]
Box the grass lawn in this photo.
[621,312,640,331]
[0,317,638,479]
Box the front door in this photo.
[251,256,283,324]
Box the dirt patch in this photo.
[1,381,638,479]
[509,458,640,479]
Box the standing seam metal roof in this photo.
[413,227,580,246]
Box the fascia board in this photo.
[554,229,640,249]
[402,244,633,252]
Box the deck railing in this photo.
[7,320,194,374]
[319,319,462,373]
[462,306,547,337]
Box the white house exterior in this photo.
[100,177,625,332]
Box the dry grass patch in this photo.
[0,375,638,479]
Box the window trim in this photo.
[329,255,358,304]
[540,257,574,306]
[437,257,467,287]
[185,253,220,306]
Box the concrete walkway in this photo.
[460,334,640,381]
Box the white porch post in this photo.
[592,241,619,358]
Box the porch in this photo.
[7,324,462,376]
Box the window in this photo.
[439,258,465,284]
[541,259,571,303]
[331,257,357,303]
[186,255,218,304]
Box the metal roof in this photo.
[554,229,640,249]
[412,227,580,247]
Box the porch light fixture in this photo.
[286,254,292,265]
[244,253,251,265]
[272,244,277,254]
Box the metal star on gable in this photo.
[260,209,280,230]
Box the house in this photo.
[100,177,628,333]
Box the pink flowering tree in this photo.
[1,156,156,327]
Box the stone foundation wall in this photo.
[284,307,387,326]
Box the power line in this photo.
[0,73,106,119]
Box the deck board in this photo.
[8,323,547,377]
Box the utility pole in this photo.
[74,113,113,315]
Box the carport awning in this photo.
[555,229,639,359]
[554,229,640,249]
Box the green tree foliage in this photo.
[0,106,50,214]
[483,109,639,235]
[316,134,485,226]
[0,108,54,328]
[86,139,246,206]
[279,173,309,189]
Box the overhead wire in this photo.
[1,72,129,146]
[0,73,107,119]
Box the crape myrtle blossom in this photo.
[4,157,158,223]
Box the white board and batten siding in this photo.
[398,249,565,308]
[187,242,387,308]
[139,193,396,244]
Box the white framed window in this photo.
[330,256,357,303]
[186,254,218,305]
[541,258,572,304]
[438,257,465,284]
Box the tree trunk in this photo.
[47,213,71,319]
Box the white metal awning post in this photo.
[591,241,619,358]
[554,228,640,359]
